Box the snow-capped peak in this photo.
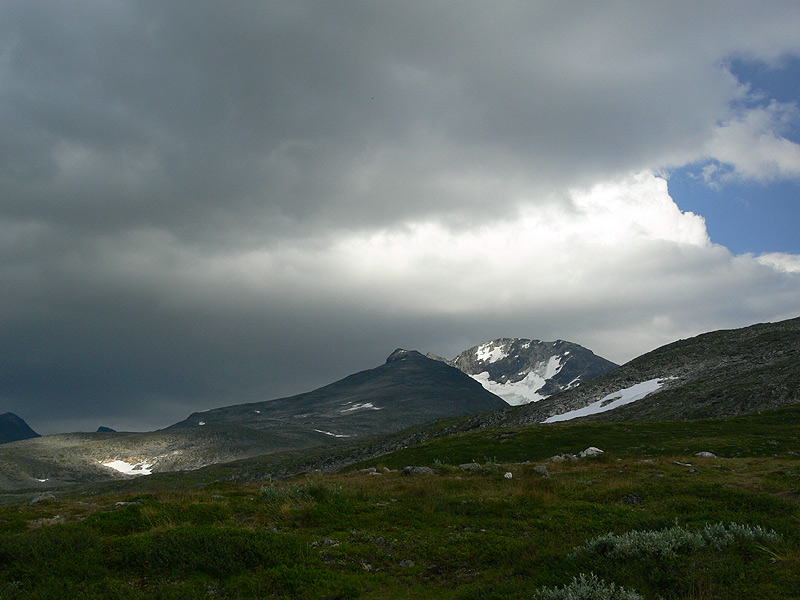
[475,340,509,363]
[449,338,618,406]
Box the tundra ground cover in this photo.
[1,406,799,599]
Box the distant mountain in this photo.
[443,338,618,405]
[7,317,796,493]
[170,349,508,438]
[96,426,116,433]
[500,316,800,425]
[0,350,507,491]
[0,413,39,444]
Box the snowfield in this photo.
[543,378,669,423]
[101,459,153,476]
[475,341,508,363]
[471,355,563,406]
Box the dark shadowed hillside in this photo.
[0,413,39,444]
[169,349,508,438]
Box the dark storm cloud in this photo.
[2,2,800,433]
[3,1,776,238]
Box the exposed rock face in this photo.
[0,413,40,444]
[502,316,800,424]
[445,338,618,405]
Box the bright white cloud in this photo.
[703,101,800,184]
[317,172,711,311]
[757,252,800,273]
[101,171,793,363]
[126,169,797,364]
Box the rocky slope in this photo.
[443,338,618,405]
[499,316,800,425]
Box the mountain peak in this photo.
[0,412,40,444]
[450,338,618,406]
[385,348,426,363]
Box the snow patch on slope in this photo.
[472,371,548,405]
[543,378,668,423]
[471,355,564,406]
[102,459,153,476]
[314,429,351,438]
[340,402,383,413]
[475,341,508,363]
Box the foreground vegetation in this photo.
[2,405,800,599]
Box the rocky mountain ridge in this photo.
[442,338,618,405]
[490,316,800,426]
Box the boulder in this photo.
[533,464,550,477]
[579,447,604,458]
[547,453,578,462]
[694,451,717,459]
[29,493,56,505]
[402,466,436,476]
[459,462,482,472]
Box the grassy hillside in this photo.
[1,405,799,599]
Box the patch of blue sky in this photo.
[668,57,800,256]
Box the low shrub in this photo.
[261,479,343,504]
[573,522,780,560]
[534,572,643,600]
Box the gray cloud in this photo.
[2,2,800,433]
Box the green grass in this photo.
[1,406,799,598]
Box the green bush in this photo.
[534,572,643,600]
[573,522,780,560]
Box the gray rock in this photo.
[533,464,550,477]
[623,493,643,505]
[547,453,578,462]
[29,493,56,505]
[694,451,717,459]
[402,466,436,476]
[579,447,604,458]
[459,462,482,472]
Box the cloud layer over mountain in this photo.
[2,2,800,433]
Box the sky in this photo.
[2,1,800,435]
